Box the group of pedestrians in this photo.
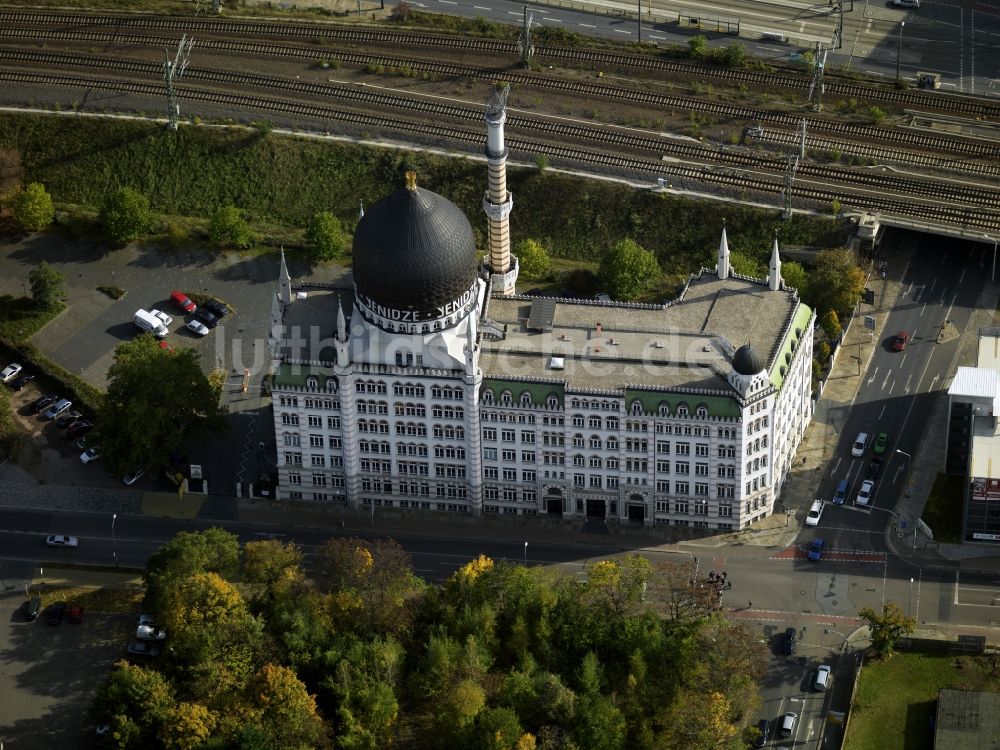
[706,570,732,609]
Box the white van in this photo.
[134,309,168,339]
[805,500,823,527]
[851,432,869,457]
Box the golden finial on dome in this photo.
[405,170,417,192]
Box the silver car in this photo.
[45,535,79,548]
[186,319,209,337]
[127,641,161,657]
[41,399,72,420]
[0,363,22,382]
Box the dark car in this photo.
[11,372,35,390]
[753,718,771,748]
[29,393,58,414]
[67,420,94,440]
[48,601,67,626]
[808,538,825,561]
[194,308,219,329]
[781,627,797,655]
[203,299,227,318]
[26,596,42,621]
[868,458,883,480]
[56,410,84,428]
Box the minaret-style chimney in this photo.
[769,232,783,291]
[483,84,518,295]
[717,220,730,280]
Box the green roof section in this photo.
[624,388,741,419]
[483,379,565,408]
[272,362,336,390]
[769,302,813,391]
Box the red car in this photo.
[892,331,909,351]
[68,605,84,623]
[169,290,196,313]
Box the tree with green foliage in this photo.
[858,602,916,658]
[98,335,229,481]
[242,539,304,592]
[728,249,762,278]
[306,211,350,261]
[819,309,842,341]
[91,661,176,746]
[781,260,808,296]
[144,528,241,614]
[869,106,888,125]
[159,701,218,750]
[325,637,404,750]
[807,248,865,320]
[100,186,152,246]
[598,239,659,301]
[514,239,552,280]
[209,205,253,249]
[688,35,709,59]
[160,571,265,702]
[13,182,54,230]
[241,664,326,749]
[28,260,65,309]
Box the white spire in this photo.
[769,234,782,291]
[359,200,364,219]
[336,296,346,341]
[278,246,291,305]
[717,221,730,280]
[464,318,477,375]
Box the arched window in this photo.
[325,378,337,391]
[306,377,318,390]
[500,391,513,406]
[547,395,559,409]
[520,392,533,407]
[630,400,643,414]
[658,403,670,416]
[696,405,708,419]
[677,403,689,417]
[482,390,494,404]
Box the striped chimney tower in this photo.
[483,84,518,295]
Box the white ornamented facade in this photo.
[266,96,815,529]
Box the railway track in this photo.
[3,8,999,121]
[1,33,996,167]
[1,67,997,232]
[5,47,1000,212]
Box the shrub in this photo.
[208,205,253,250]
[13,182,54,231]
[100,187,152,246]
[306,211,349,261]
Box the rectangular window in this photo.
[675,501,689,514]
[574,474,585,487]
[695,463,708,476]
[501,429,516,442]
[589,475,602,488]
[484,447,497,460]
[607,476,618,489]
[288,473,301,485]
[502,468,516,481]
[312,475,327,487]
[502,449,517,462]
[521,430,535,444]
[522,470,536,483]
[675,462,689,475]
[694,483,709,496]
[675,482,689,495]
[307,415,322,428]
[695,443,709,457]
[309,435,323,448]
[521,451,535,463]
[656,480,670,493]
[283,433,300,446]
[485,467,498,480]
[675,443,690,456]
[281,414,299,426]
[656,460,670,473]
[283,452,302,466]
[483,427,497,441]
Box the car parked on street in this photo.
[127,641,161,657]
[80,445,101,464]
[150,308,173,327]
[204,299,228,319]
[170,290,196,313]
[11,372,35,390]
[851,432,869,457]
[893,331,910,351]
[41,398,72,420]
[26,596,42,621]
[808,538,825,561]
[1,362,23,383]
[193,308,219,329]
[873,432,889,455]
[753,718,770,748]
[56,410,83,428]
[45,535,79,548]
[779,712,797,738]
[186,319,210,337]
[48,601,66,626]
[814,664,832,691]
[832,479,848,505]
[781,627,797,655]
[67,420,94,440]
[856,479,875,507]
[805,500,823,526]
[68,605,85,623]
[868,458,883,480]
[137,624,167,640]
[29,393,58,414]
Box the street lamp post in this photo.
[112,513,118,568]
[524,541,528,566]
[824,627,850,652]
[896,21,905,82]
[908,576,914,617]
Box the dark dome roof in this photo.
[733,344,765,376]
[353,183,478,312]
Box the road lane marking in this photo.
[473,5,491,9]
[920,303,926,316]
[959,267,966,283]
[878,404,886,419]
[882,370,891,390]
[929,277,937,292]
[614,28,632,33]
[580,22,596,27]
[866,366,879,386]
[547,17,562,22]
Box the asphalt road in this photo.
[396,0,1000,95]
[805,230,987,560]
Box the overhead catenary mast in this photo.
[164,36,195,131]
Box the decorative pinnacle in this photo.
[405,171,417,192]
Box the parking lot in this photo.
[0,234,348,495]
[0,581,135,747]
